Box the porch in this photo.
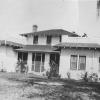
[28,52,60,76]
[16,45,60,76]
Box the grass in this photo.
[0,72,100,99]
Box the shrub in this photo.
[81,72,98,82]
[67,72,71,80]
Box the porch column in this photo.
[44,53,50,73]
[27,52,32,72]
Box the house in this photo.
[0,40,22,72]
[16,25,79,75]
[55,42,100,79]
[1,25,100,80]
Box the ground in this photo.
[0,72,100,100]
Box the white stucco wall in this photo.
[52,36,60,45]
[38,36,46,45]
[27,35,33,45]
[59,48,100,79]
[0,46,17,72]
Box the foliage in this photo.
[81,72,98,82]
[67,72,71,80]
[46,60,60,79]
[15,60,28,73]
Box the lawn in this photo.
[0,72,100,100]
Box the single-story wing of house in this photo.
[0,40,23,72]
[55,42,100,79]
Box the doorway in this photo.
[49,53,60,77]
[32,53,45,73]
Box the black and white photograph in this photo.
[0,0,100,100]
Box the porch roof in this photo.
[55,42,100,49]
[15,45,60,53]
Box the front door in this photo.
[32,53,45,73]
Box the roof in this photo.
[55,42,100,49]
[15,45,60,53]
[20,29,79,37]
[0,40,23,47]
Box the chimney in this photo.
[32,25,38,32]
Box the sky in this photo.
[0,0,100,43]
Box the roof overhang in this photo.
[15,49,60,53]
[20,29,80,37]
[15,45,60,53]
[0,40,23,48]
[55,42,100,50]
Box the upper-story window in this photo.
[33,35,38,44]
[47,35,52,45]
[59,36,62,42]
[99,57,100,71]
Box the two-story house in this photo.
[16,25,79,75]
[1,25,100,80]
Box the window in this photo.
[47,35,52,45]
[70,55,77,70]
[33,35,38,44]
[59,36,62,42]
[99,57,100,71]
[78,56,86,70]
[99,57,100,63]
[18,52,23,60]
[70,55,86,70]
[18,52,28,64]
[32,53,35,71]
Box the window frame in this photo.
[70,55,86,71]
[18,52,28,64]
[33,35,38,44]
[70,55,78,70]
[78,56,86,70]
[46,35,52,45]
[99,57,100,71]
[59,35,62,42]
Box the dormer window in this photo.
[47,35,52,45]
[33,35,38,44]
